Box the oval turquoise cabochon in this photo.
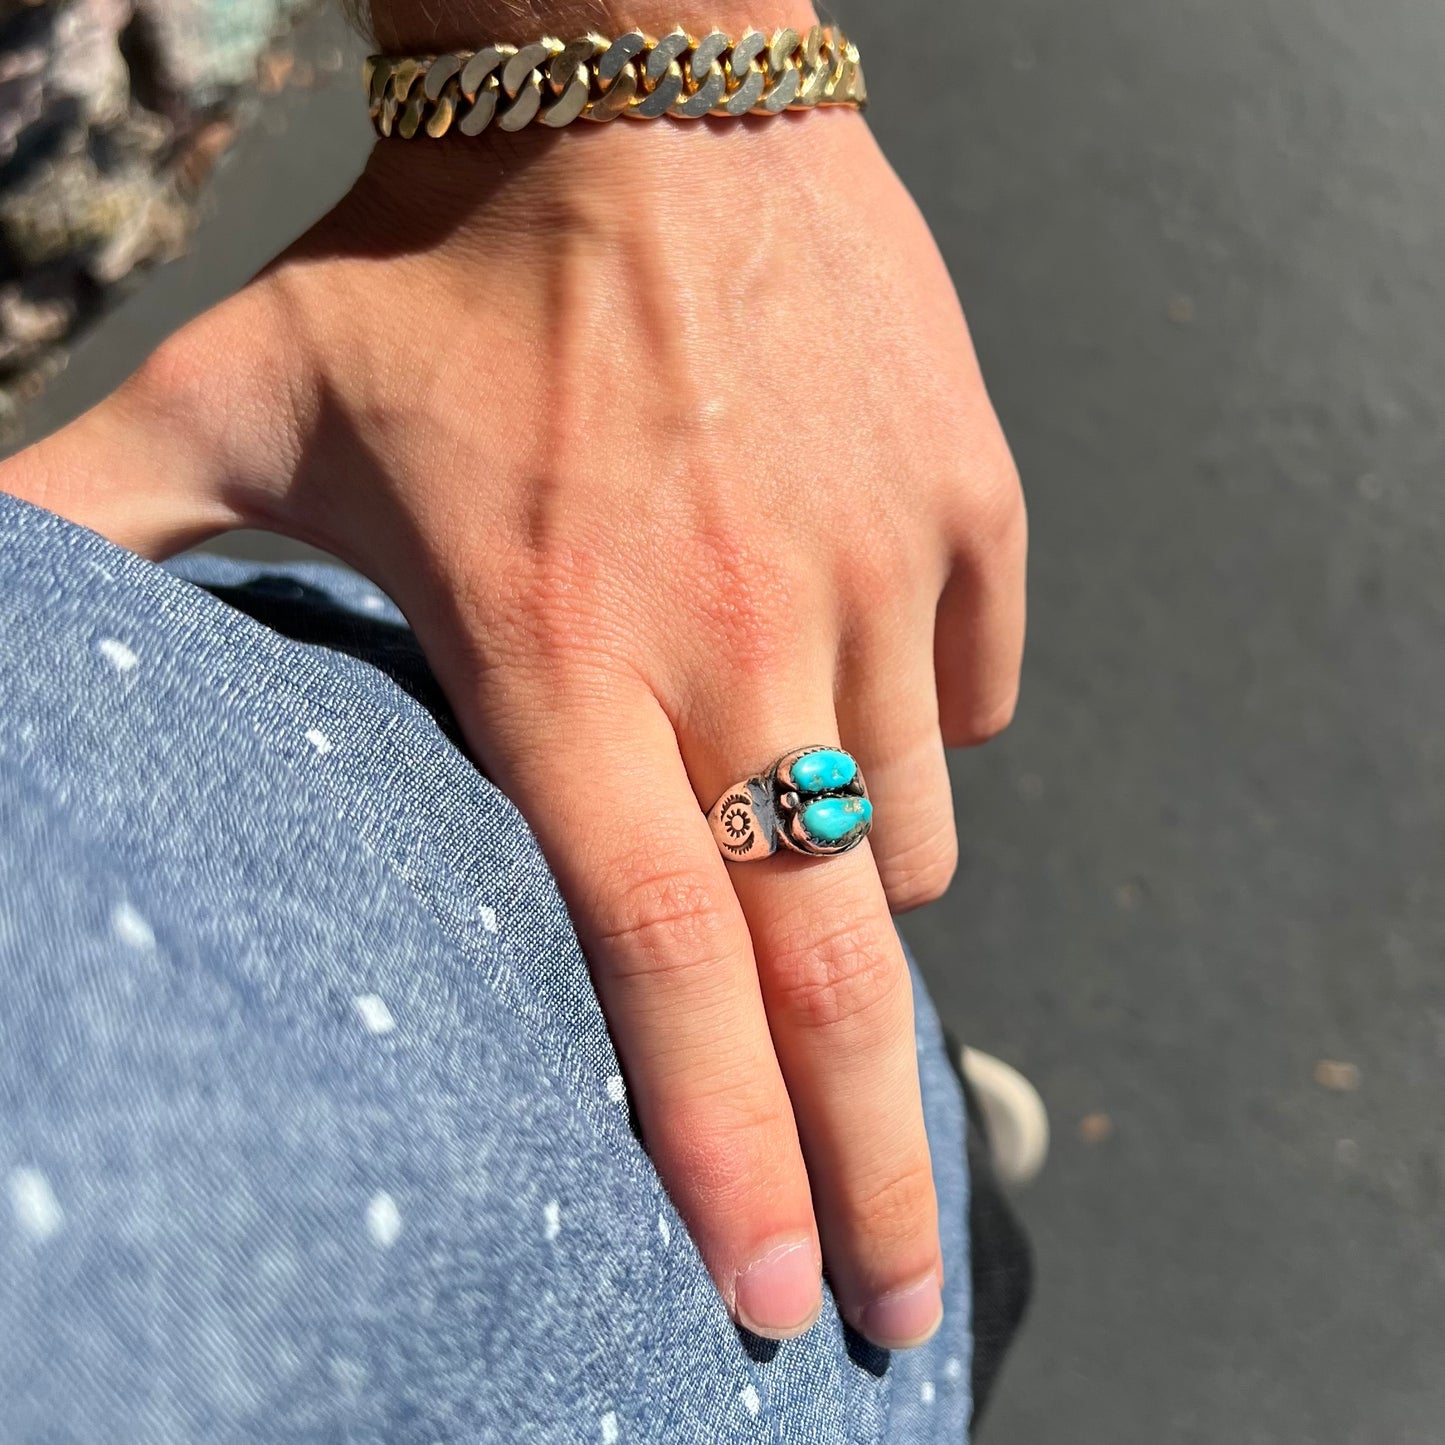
[801,795,873,843]
[792,749,858,793]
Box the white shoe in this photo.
[959,1047,1050,1189]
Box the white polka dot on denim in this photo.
[112,901,154,949]
[353,994,395,1035]
[98,638,138,672]
[366,1191,401,1248]
[9,1168,62,1240]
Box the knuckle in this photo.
[950,685,1020,748]
[877,825,959,912]
[130,288,298,420]
[462,497,638,678]
[518,547,625,668]
[839,532,908,611]
[128,316,245,425]
[959,449,1027,559]
[590,861,739,985]
[128,329,207,408]
[766,916,905,1036]
[978,686,1021,738]
[684,533,798,684]
[662,1092,801,1206]
[851,1155,939,1251]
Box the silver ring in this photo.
[707,746,872,861]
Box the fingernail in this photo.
[856,1275,944,1350]
[733,1240,822,1340]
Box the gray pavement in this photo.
[16,1,1445,1439]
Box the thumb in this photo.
[0,281,304,561]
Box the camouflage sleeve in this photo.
[0,0,317,433]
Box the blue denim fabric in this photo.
[0,491,972,1443]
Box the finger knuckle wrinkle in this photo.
[664,1104,799,1212]
[880,829,959,912]
[592,867,736,982]
[768,921,903,1033]
[670,1088,797,1166]
[852,1158,939,1246]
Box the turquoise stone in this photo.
[801,795,873,843]
[792,749,858,794]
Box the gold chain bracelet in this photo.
[365,25,865,139]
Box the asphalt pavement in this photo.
[17,1,1445,1439]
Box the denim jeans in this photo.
[0,491,975,1443]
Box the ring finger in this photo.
[837,593,960,915]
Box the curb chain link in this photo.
[365,26,866,138]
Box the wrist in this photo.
[367,3,821,56]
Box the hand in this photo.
[1,108,1025,1347]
